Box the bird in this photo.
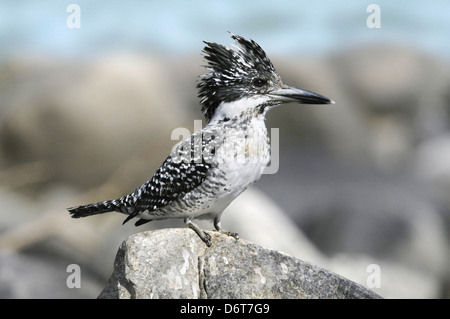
[67,33,334,247]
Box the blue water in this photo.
[0,0,449,60]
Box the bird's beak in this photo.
[269,84,334,105]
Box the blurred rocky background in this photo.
[0,1,449,298]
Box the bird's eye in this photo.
[252,78,267,88]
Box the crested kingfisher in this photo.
[68,33,334,246]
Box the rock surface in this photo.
[98,229,381,299]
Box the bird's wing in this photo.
[121,132,219,224]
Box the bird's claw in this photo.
[201,231,212,247]
[216,229,240,240]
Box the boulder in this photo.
[0,251,103,298]
[98,229,381,299]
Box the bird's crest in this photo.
[198,33,279,122]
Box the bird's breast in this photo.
[213,120,270,187]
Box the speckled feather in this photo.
[120,131,217,225]
[68,128,219,225]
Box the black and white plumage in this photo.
[67,33,333,246]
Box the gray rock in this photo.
[98,229,381,299]
[0,252,103,298]
[0,55,190,189]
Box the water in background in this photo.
[0,0,449,59]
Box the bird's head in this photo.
[197,33,334,123]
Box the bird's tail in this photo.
[67,199,121,219]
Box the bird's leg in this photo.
[214,217,240,240]
[184,217,212,247]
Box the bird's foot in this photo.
[198,231,212,247]
[214,219,239,240]
[185,218,240,246]
[215,229,240,240]
[185,218,212,247]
